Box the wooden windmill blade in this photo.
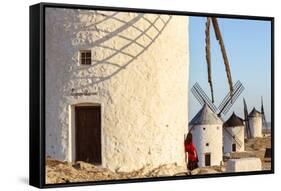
[203,17,237,115]
[210,17,234,97]
[261,97,269,132]
[191,82,218,114]
[217,81,244,117]
[205,17,214,103]
[261,96,264,115]
[243,98,251,138]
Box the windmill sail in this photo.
[243,98,251,138]
[217,80,244,117]
[205,17,214,103]
[261,97,268,130]
[203,17,234,105]
[211,17,234,98]
[191,83,218,114]
[191,80,244,121]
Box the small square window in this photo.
[80,50,92,65]
[206,143,209,146]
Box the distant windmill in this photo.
[223,112,245,153]
[244,98,264,138]
[191,80,244,148]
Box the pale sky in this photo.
[188,16,271,122]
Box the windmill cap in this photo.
[189,104,223,125]
[223,112,244,127]
[248,107,262,117]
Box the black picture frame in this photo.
[30,2,274,188]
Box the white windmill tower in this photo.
[248,107,263,138]
[189,104,223,167]
[45,9,189,172]
[223,112,245,153]
[190,81,244,167]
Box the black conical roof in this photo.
[248,107,262,117]
[223,112,244,128]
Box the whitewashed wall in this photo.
[249,116,262,138]
[190,124,223,167]
[45,8,189,172]
[226,158,262,172]
[223,126,245,153]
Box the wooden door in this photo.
[75,106,101,164]
[205,153,211,166]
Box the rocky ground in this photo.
[46,136,271,184]
[46,160,188,184]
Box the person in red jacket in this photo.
[185,132,199,171]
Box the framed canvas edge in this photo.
[30,3,45,188]
[29,2,275,189]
